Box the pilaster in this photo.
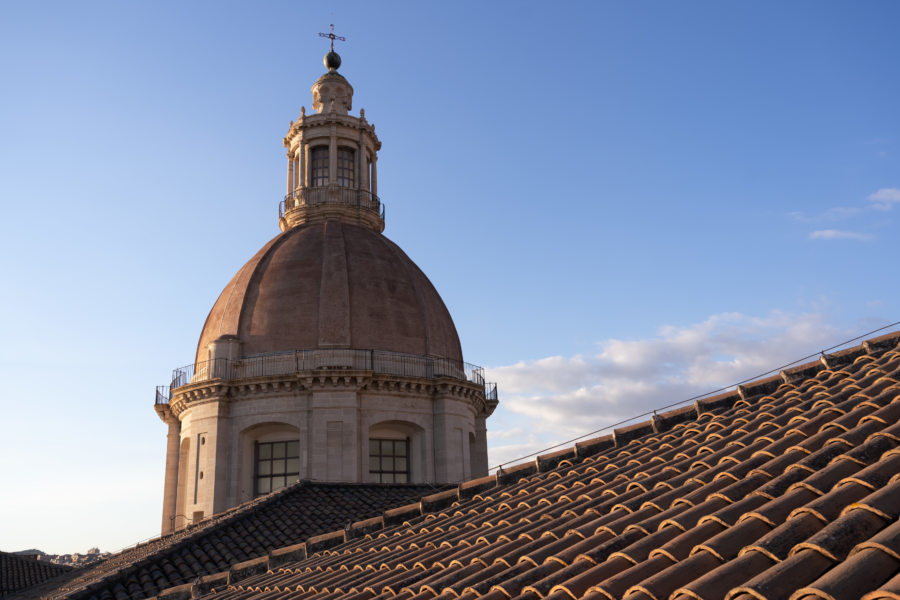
[160,414,181,534]
[328,124,337,185]
[471,415,489,478]
[299,144,306,189]
[309,389,359,481]
[358,129,366,192]
[179,398,231,523]
[286,154,294,195]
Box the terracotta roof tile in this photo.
[794,546,899,600]
[623,549,722,600]
[588,554,675,600]
[33,331,900,600]
[863,570,900,600]
[675,550,776,600]
[1,552,72,597]
[730,550,835,600]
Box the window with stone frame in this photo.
[368,438,409,483]
[337,147,355,187]
[310,146,329,187]
[255,440,300,497]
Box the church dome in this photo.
[154,43,495,529]
[195,220,463,364]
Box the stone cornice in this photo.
[154,403,178,425]
[169,371,487,419]
[283,113,380,151]
[281,202,384,233]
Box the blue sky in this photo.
[1,1,898,554]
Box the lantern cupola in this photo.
[280,48,383,232]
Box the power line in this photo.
[491,320,900,471]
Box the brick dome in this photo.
[195,220,463,364]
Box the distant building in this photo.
[153,47,498,533]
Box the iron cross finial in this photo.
[318,24,346,52]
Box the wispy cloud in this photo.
[809,229,873,241]
[487,311,852,467]
[790,188,897,234]
[868,188,900,211]
[789,206,862,223]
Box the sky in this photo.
[1,1,898,554]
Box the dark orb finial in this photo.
[324,50,342,72]
[318,24,346,72]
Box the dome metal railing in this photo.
[155,386,171,405]
[279,186,384,221]
[155,348,495,404]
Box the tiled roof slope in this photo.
[156,331,900,600]
[16,483,444,600]
[1,552,72,597]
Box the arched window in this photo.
[310,146,328,187]
[368,438,409,483]
[255,440,300,496]
[368,420,424,483]
[238,422,301,502]
[337,147,355,187]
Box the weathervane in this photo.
[318,24,346,52]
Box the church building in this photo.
[153,43,498,534]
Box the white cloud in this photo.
[489,427,526,440]
[809,229,872,241]
[489,439,546,469]
[868,188,900,211]
[824,206,864,219]
[486,311,852,468]
[789,188,897,236]
[790,206,862,223]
